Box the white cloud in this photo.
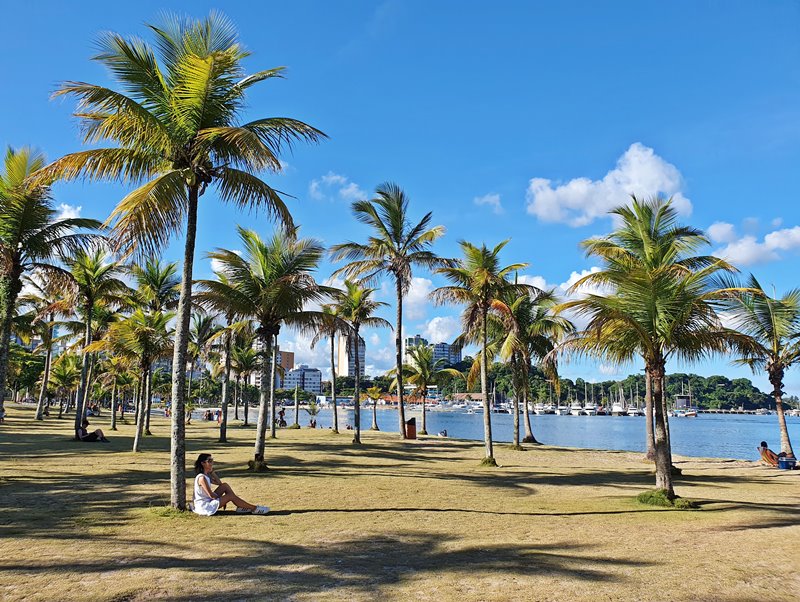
[369,332,381,346]
[598,363,621,376]
[771,217,783,228]
[473,193,503,214]
[525,143,692,227]
[714,225,800,266]
[422,315,460,345]
[707,222,737,244]
[309,171,367,202]
[518,267,604,331]
[405,277,433,320]
[56,203,82,220]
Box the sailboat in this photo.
[569,388,583,416]
[582,381,597,415]
[611,384,626,416]
[626,383,644,416]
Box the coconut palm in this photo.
[365,386,383,430]
[0,147,100,421]
[723,275,799,457]
[41,13,325,508]
[49,353,81,418]
[432,240,529,465]
[97,355,131,430]
[334,280,390,444]
[561,197,740,499]
[129,258,180,313]
[202,226,329,469]
[310,304,350,434]
[63,249,128,436]
[397,344,461,436]
[330,183,445,439]
[231,342,258,426]
[494,287,573,446]
[187,313,220,402]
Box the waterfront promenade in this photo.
[1,404,798,601]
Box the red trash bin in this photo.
[405,417,416,439]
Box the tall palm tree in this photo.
[129,258,180,313]
[97,355,131,430]
[202,226,329,469]
[398,344,460,436]
[561,197,739,499]
[330,183,445,439]
[335,280,390,444]
[432,240,528,465]
[187,313,220,402]
[231,342,258,426]
[64,249,128,436]
[41,13,325,508]
[49,353,81,419]
[724,275,799,457]
[494,287,573,446]
[310,304,349,434]
[0,147,99,421]
[365,386,383,431]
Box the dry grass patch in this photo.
[0,404,798,601]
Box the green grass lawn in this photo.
[1,404,798,601]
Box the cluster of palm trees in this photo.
[2,12,797,510]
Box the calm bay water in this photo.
[260,406,800,461]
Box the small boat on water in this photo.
[533,403,546,415]
[582,402,597,416]
[569,399,583,416]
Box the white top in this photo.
[193,473,220,516]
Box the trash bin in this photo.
[405,417,416,439]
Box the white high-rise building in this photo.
[337,333,366,377]
[283,365,322,394]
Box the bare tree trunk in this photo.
[219,324,232,443]
[330,336,339,433]
[353,325,362,444]
[269,333,278,439]
[371,390,379,430]
[481,311,495,463]
[770,367,795,457]
[169,186,198,510]
[651,364,674,497]
[252,330,271,466]
[110,383,118,431]
[243,377,250,426]
[144,367,153,435]
[73,305,93,438]
[35,324,54,420]
[645,372,655,460]
[396,281,406,438]
[0,271,23,422]
[133,369,149,452]
[420,393,428,435]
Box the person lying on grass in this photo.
[76,418,109,442]
[758,440,788,467]
[192,453,269,516]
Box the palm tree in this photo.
[330,183,445,439]
[63,249,128,436]
[129,258,180,313]
[494,287,573,446]
[365,386,383,430]
[202,226,329,469]
[310,304,349,434]
[97,355,130,430]
[88,309,174,451]
[432,240,529,465]
[0,147,100,422]
[724,275,798,457]
[561,197,739,499]
[187,313,220,402]
[41,13,325,509]
[334,280,390,444]
[49,353,81,418]
[231,342,258,426]
[398,344,461,436]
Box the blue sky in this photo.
[2,1,800,392]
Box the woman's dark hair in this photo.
[194,453,212,475]
[760,441,768,449]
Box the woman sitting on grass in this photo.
[76,418,109,442]
[192,453,269,516]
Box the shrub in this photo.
[637,489,697,509]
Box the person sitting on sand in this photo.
[76,418,109,442]
[758,440,787,467]
[192,453,269,516]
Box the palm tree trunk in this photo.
[219,325,232,443]
[243,376,250,426]
[81,353,96,421]
[187,361,194,402]
[420,392,428,436]
[144,367,153,435]
[770,368,795,457]
[169,186,199,510]
[110,383,118,431]
[133,368,149,452]
[73,304,93,437]
[330,336,339,434]
[0,271,22,421]
[481,310,495,463]
[58,392,65,418]
[396,281,406,438]
[511,355,520,447]
[371,391,379,430]
[269,333,278,439]
[353,325,362,444]
[34,329,54,420]
[253,330,272,466]
[650,364,674,497]
[644,372,655,460]
[234,373,240,420]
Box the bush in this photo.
[637,489,697,509]
[479,456,498,467]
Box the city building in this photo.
[405,334,428,350]
[283,364,322,395]
[405,335,462,366]
[249,344,295,389]
[337,333,365,377]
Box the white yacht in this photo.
[569,400,583,416]
[533,403,546,415]
[582,402,597,416]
